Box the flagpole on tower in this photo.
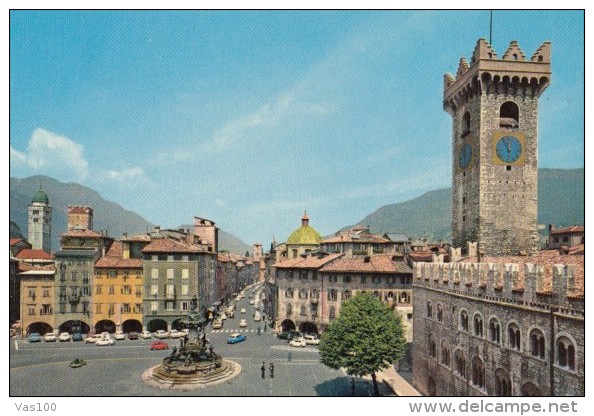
[489,10,493,45]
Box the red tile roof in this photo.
[94,241,143,268]
[141,238,202,254]
[274,253,344,269]
[18,263,55,273]
[321,234,391,244]
[61,229,104,238]
[320,254,412,274]
[10,238,24,246]
[550,226,584,235]
[15,249,54,260]
[121,234,152,242]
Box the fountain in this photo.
[142,296,240,389]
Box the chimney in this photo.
[155,226,161,234]
[123,232,128,239]
[549,224,556,235]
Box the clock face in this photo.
[459,143,472,169]
[496,135,522,163]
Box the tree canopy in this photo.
[319,292,406,395]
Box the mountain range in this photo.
[9,175,252,255]
[346,168,584,241]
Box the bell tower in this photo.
[444,39,551,256]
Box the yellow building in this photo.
[94,241,144,333]
[19,264,56,337]
[277,211,322,262]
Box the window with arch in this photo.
[530,328,545,359]
[462,111,471,136]
[495,369,512,396]
[329,306,336,320]
[400,292,410,303]
[499,101,520,128]
[328,289,337,301]
[428,333,436,358]
[460,310,469,332]
[311,289,319,299]
[455,350,466,378]
[343,290,351,300]
[298,289,308,299]
[440,340,450,367]
[508,322,521,351]
[286,304,292,315]
[473,314,484,337]
[437,304,443,322]
[427,301,433,318]
[556,336,576,371]
[373,291,380,299]
[300,305,306,316]
[489,318,501,344]
[285,288,294,298]
[472,356,486,389]
[387,291,394,301]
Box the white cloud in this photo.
[10,128,89,180]
[99,166,155,189]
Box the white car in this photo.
[220,312,227,320]
[239,319,247,327]
[304,335,320,345]
[58,332,71,342]
[85,333,104,343]
[249,299,255,305]
[114,331,126,340]
[96,333,115,346]
[289,337,307,347]
[139,330,152,339]
[212,319,223,329]
[253,312,261,322]
[235,296,241,301]
[240,308,246,314]
[154,330,169,339]
[44,332,56,342]
[169,329,182,339]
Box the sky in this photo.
[7,8,586,248]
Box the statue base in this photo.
[142,359,241,390]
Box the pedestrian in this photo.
[258,326,261,335]
[264,324,267,333]
[269,362,274,378]
[261,361,266,379]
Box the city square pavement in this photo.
[10,294,391,396]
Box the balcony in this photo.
[310,298,319,304]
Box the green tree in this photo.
[319,292,406,396]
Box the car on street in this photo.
[154,330,169,339]
[253,312,261,322]
[139,330,152,339]
[220,312,227,320]
[96,333,115,346]
[240,308,246,314]
[150,340,169,350]
[28,332,42,343]
[44,332,56,342]
[58,332,71,342]
[304,335,320,345]
[169,329,182,339]
[114,331,126,340]
[128,332,139,340]
[72,332,83,342]
[212,319,223,329]
[289,337,307,347]
[235,296,241,301]
[227,333,246,344]
[277,330,302,340]
[85,333,104,344]
[249,299,255,305]
[239,319,247,327]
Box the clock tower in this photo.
[444,39,551,256]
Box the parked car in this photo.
[169,329,182,339]
[227,333,246,344]
[249,299,255,305]
[289,337,307,347]
[72,332,83,342]
[114,331,126,340]
[235,296,241,302]
[277,330,302,340]
[128,332,139,340]
[58,332,71,342]
[304,335,320,345]
[253,312,261,322]
[85,333,104,344]
[28,332,42,343]
[212,319,223,329]
[150,340,169,350]
[220,312,227,320]
[139,330,152,339]
[239,319,247,327]
[240,308,246,314]
[154,330,169,339]
[96,333,115,346]
[44,332,57,342]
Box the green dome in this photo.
[32,188,49,204]
[286,225,322,245]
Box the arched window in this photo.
[460,310,469,332]
[508,322,521,351]
[462,111,471,135]
[455,350,466,378]
[299,289,308,299]
[437,304,443,322]
[387,291,394,300]
[472,356,485,389]
[400,292,409,303]
[343,290,351,300]
[473,313,484,337]
[300,305,306,316]
[489,318,501,344]
[530,328,545,359]
[440,340,450,367]
[499,101,520,128]
[328,289,337,301]
[557,336,577,371]
[285,288,293,298]
[311,289,319,299]
[428,333,436,358]
[286,304,292,315]
[495,369,512,396]
[427,301,433,318]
